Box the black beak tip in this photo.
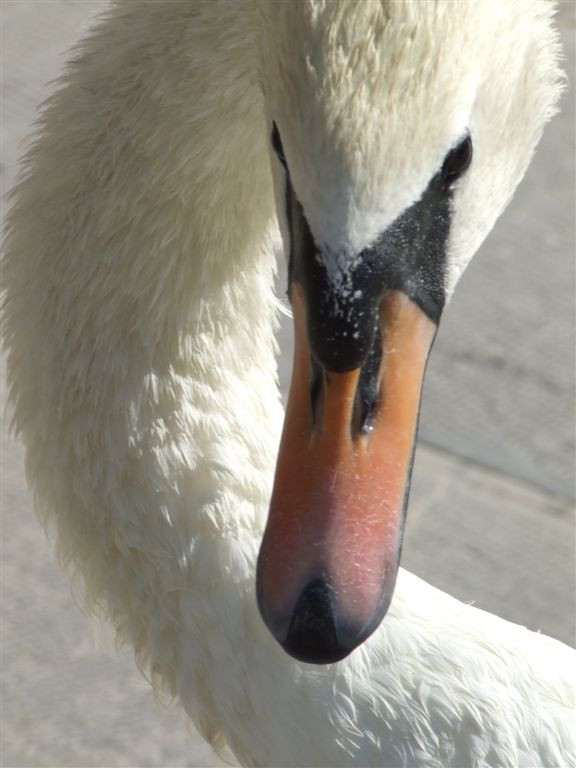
[282,576,347,664]
[273,575,389,665]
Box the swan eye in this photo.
[271,122,287,167]
[441,134,473,183]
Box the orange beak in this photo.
[257,284,436,663]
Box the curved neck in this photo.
[7,0,284,698]
[86,1,284,517]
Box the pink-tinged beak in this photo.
[257,285,436,663]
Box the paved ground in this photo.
[1,3,574,768]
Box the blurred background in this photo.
[2,2,574,767]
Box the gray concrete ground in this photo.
[1,3,574,768]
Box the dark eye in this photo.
[271,122,287,167]
[441,133,473,183]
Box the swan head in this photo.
[255,0,561,664]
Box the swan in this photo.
[3,0,574,765]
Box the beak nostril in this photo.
[360,410,376,436]
[309,323,383,439]
[356,325,383,435]
[309,357,324,431]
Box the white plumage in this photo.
[3,1,574,766]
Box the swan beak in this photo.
[257,284,436,664]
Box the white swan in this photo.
[4,1,574,766]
